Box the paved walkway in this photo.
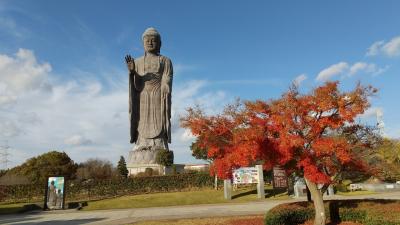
[1,192,399,225]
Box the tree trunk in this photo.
[306,184,312,202]
[305,178,326,225]
[214,175,218,190]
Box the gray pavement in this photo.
[1,191,399,225]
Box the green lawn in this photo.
[0,202,42,214]
[0,186,289,213]
[0,188,379,213]
[337,190,376,196]
[0,203,27,214]
[83,186,289,211]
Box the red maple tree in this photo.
[267,82,377,224]
[181,100,281,178]
[181,82,377,225]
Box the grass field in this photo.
[336,190,376,196]
[0,185,287,213]
[0,187,379,213]
[0,202,28,214]
[82,186,289,211]
[0,202,42,214]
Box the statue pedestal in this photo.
[128,148,160,164]
[127,148,161,176]
[127,163,164,176]
[127,146,174,176]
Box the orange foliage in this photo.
[180,82,376,183]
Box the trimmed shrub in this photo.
[144,168,155,176]
[335,179,352,193]
[156,149,174,167]
[335,183,349,192]
[264,202,313,225]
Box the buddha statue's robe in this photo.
[129,54,173,152]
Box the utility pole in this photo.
[376,108,385,137]
[0,141,11,169]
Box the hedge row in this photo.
[0,184,44,203]
[264,200,400,225]
[0,173,218,203]
[68,173,217,200]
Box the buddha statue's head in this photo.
[142,27,161,55]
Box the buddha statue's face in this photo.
[143,35,160,54]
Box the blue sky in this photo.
[0,0,399,168]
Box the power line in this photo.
[0,141,11,169]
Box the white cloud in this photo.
[366,36,400,57]
[316,61,388,81]
[18,112,41,125]
[169,80,230,157]
[64,135,93,146]
[359,107,382,119]
[349,62,377,76]
[0,48,51,94]
[316,62,349,81]
[0,49,228,168]
[293,74,307,87]
[0,93,16,106]
[179,129,196,142]
[382,36,400,57]
[366,41,385,56]
[371,65,390,76]
[0,120,21,138]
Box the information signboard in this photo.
[233,167,259,184]
[273,166,288,188]
[44,176,65,210]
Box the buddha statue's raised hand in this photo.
[125,54,135,72]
